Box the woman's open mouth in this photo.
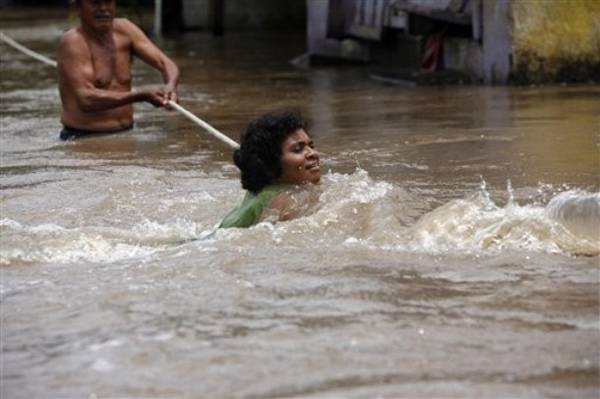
[306,162,320,172]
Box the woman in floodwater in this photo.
[219,112,321,228]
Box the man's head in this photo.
[77,0,116,33]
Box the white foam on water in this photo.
[2,170,598,266]
[545,191,600,238]
[89,339,125,352]
[220,170,599,257]
[90,358,116,372]
[403,186,599,256]
[0,218,212,266]
[1,234,158,265]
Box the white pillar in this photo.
[154,0,162,37]
[482,0,512,84]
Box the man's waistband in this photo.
[59,123,134,141]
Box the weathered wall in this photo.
[511,0,600,82]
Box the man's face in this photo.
[79,0,116,32]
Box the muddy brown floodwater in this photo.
[1,13,599,399]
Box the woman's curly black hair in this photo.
[233,112,306,193]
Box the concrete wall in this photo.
[181,0,306,30]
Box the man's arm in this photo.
[120,19,180,105]
[57,31,163,112]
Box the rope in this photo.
[167,101,239,149]
[0,31,240,149]
[0,32,57,67]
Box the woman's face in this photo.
[277,129,320,185]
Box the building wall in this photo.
[511,0,600,82]
[181,0,207,29]
[307,0,369,62]
[181,0,306,30]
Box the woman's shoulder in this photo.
[265,187,295,221]
[219,187,279,229]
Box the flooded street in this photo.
[1,15,599,399]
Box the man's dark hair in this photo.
[233,112,306,193]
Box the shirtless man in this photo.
[57,0,179,140]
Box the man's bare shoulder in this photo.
[113,18,143,35]
[58,28,87,55]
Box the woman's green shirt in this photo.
[219,186,280,228]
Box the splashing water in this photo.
[2,169,598,266]
[409,187,599,256]
[283,170,600,256]
[1,17,599,398]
